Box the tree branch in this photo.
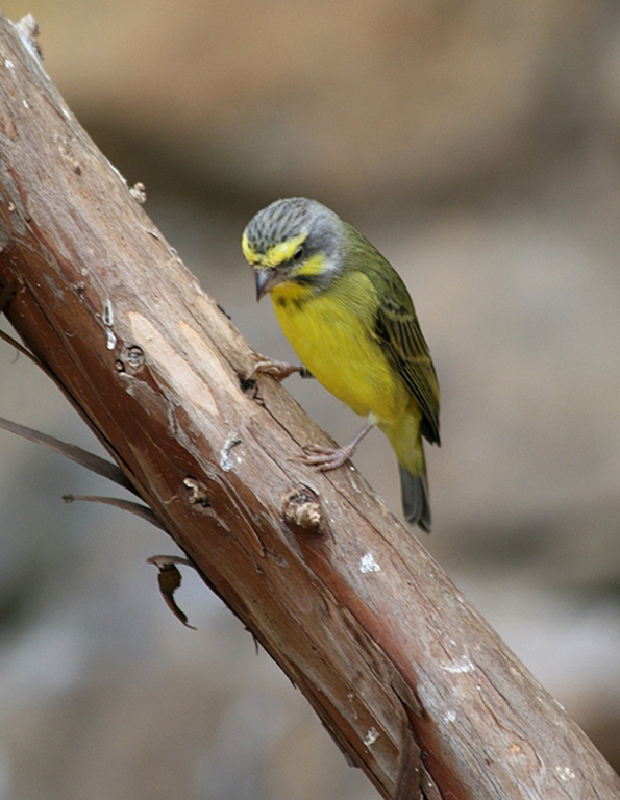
[0,13,617,799]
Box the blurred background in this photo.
[1,0,620,797]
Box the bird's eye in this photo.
[293,245,304,261]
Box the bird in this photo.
[242,197,440,531]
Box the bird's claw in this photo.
[249,355,302,381]
[302,444,353,472]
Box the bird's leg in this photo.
[303,420,374,471]
[249,354,313,381]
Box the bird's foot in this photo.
[249,355,303,381]
[302,421,374,472]
[302,443,355,472]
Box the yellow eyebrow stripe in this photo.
[263,233,307,267]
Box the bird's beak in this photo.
[255,268,283,301]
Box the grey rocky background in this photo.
[0,1,619,798]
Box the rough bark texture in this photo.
[0,13,618,800]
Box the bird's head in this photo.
[242,198,345,301]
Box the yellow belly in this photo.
[271,276,409,427]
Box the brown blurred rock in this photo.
[2,0,613,202]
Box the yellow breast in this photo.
[270,272,409,426]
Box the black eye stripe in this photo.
[292,274,319,285]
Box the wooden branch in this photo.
[0,13,617,799]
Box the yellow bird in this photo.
[242,198,440,531]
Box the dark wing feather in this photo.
[374,280,441,445]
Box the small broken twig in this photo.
[62,494,164,530]
[147,555,197,629]
[0,417,137,494]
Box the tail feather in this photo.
[399,464,431,532]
